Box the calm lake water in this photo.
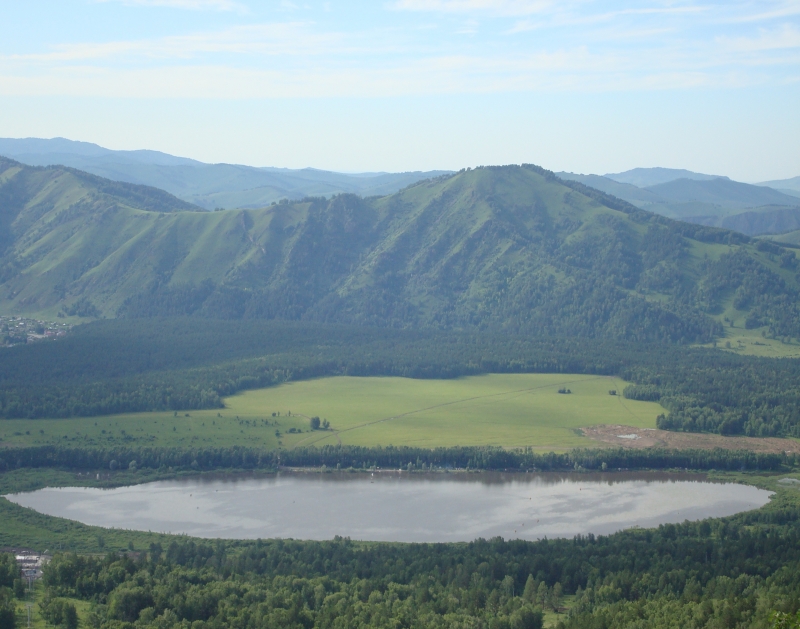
[5,471,771,543]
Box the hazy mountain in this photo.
[645,178,800,210]
[759,175,800,193]
[688,206,800,236]
[3,157,800,342]
[555,172,662,205]
[605,167,727,187]
[559,171,800,233]
[0,137,450,210]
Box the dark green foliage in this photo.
[0,556,17,589]
[0,588,14,629]
[0,444,789,474]
[39,595,78,629]
[2,319,800,437]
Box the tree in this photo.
[522,575,538,603]
[0,588,14,629]
[537,582,548,608]
[511,606,543,629]
[550,582,563,612]
[309,417,320,430]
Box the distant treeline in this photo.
[0,444,791,473]
[2,319,800,437]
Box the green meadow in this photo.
[0,374,664,451]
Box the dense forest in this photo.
[1,320,800,437]
[9,485,799,629]
[0,444,791,475]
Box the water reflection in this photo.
[5,471,771,543]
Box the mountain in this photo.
[644,178,800,210]
[555,173,662,205]
[759,175,800,194]
[3,157,800,343]
[560,171,800,234]
[689,206,800,236]
[605,167,727,187]
[0,137,450,210]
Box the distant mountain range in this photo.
[0,137,450,210]
[558,168,800,236]
[2,155,799,344]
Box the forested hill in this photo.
[1,161,799,344]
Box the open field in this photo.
[583,424,800,454]
[0,374,664,451]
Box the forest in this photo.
[0,444,791,476]
[2,319,800,437]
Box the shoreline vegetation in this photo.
[1,465,799,629]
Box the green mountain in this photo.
[0,137,450,209]
[2,157,799,343]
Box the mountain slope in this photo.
[605,167,726,187]
[689,206,800,236]
[645,178,800,210]
[2,160,799,343]
[0,137,450,210]
[555,172,662,205]
[559,172,800,232]
[759,175,800,193]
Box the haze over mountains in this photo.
[3,138,799,238]
[0,138,450,210]
[2,155,799,345]
[558,168,800,236]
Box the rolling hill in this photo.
[645,177,800,209]
[559,170,800,235]
[1,157,799,344]
[605,167,727,187]
[759,175,800,194]
[0,137,450,210]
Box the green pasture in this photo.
[0,374,664,451]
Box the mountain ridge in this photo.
[2,158,799,344]
[0,137,451,210]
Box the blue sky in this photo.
[0,1,798,180]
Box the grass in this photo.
[0,374,663,450]
[13,581,93,629]
[0,373,664,452]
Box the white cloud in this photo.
[393,0,555,16]
[97,0,247,11]
[4,23,350,63]
[726,0,800,23]
[719,24,800,52]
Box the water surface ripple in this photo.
[5,471,771,542]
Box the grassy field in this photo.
[0,374,664,451]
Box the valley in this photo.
[0,374,663,451]
[0,148,799,629]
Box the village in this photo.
[0,317,71,348]
[0,548,50,583]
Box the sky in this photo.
[0,1,798,181]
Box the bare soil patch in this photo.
[582,425,800,454]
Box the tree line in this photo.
[2,319,800,437]
[0,444,790,475]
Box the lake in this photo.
[5,471,771,543]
